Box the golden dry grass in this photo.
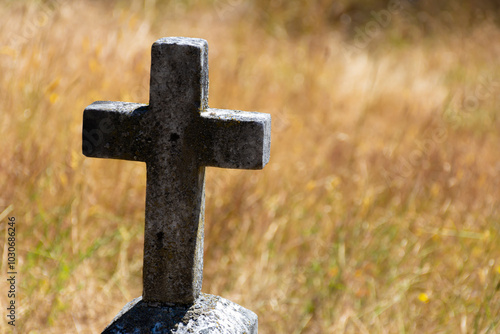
[1,1,499,333]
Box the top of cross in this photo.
[82,37,271,305]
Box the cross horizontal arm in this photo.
[199,108,271,169]
[82,101,149,161]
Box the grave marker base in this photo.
[102,293,258,334]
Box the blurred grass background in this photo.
[1,0,500,332]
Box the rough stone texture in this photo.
[102,294,258,334]
[82,37,271,305]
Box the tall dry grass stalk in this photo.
[0,1,499,333]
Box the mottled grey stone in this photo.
[102,294,258,334]
[82,35,270,316]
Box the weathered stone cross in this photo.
[82,37,270,305]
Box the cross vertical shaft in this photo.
[142,38,208,304]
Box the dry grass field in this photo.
[1,0,500,333]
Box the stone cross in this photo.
[82,37,270,305]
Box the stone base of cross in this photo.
[102,294,257,334]
[82,37,270,333]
